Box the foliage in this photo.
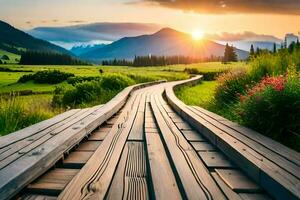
[0,94,57,136]
[0,67,33,72]
[1,55,9,60]
[236,75,300,151]
[18,70,74,84]
[184,68,227,81]
[223,43,237,63]
[19,51,90,65]
[214,68,251,105]
[67,76,100,85]
[52,74,135,107]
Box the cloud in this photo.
[205,31,282,42]
[137,0,300,15]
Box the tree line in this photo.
[102,55,223,67]
[19,51,90,65]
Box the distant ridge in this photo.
[0,20,71,55]
[81,28,249,61]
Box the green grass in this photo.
[0,62,247,136]
[175,81,217,108]
[0,49,20,64]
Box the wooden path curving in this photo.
[0,77,299,200]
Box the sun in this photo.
[191,30,204,41]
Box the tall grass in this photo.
[0,94,59,136]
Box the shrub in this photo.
[184,68,227,81]
[236,75,300,151]
[52,74,135,107]
[0,60,2,64]
[100,74,134,91]
[18,70,74,84]
[1,55,9,60]
[214,68,251,105]
[67,76,100,85]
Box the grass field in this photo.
[175,81,217,108]
[0,62,246,136]
[0,49,20,64]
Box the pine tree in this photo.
[250,44,255,57]
[273,43,277,53]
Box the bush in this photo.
[236,75,300,151]
[67,76,100,85]
[100,74,134,91]
[0,60,2,64]
[214,68,251,105]
[184,68,227,81]
[18,70,74,84]
[1,55,9,60]
[52,74,135,107]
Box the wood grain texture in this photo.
[151,89,226,200]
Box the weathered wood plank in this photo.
[199,152,233,168]
[211,172,242,200]
[58,90,146,200]
[181,130,205,142]
[215,169,261,193]
[151,91,226,200]
[76,141,101,151]
[17,194,57,200]
[239,193,272,200]
[165,78,300,200]
[27,168,79,195]
[144,102,181,200]
[87,130,108,141]
[62,151,94,168]
[191,142,216,151]
[0,82,158,200]
[106,142,148,200]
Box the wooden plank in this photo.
[0,84,139,200]
[239,193,272,200]
[151,91,226,200]
[144,103,182,199]
[191,142,216,151]
[211,172,242,200]
[199,152,233,168]
[76,141,101,151]
[182,130,205,141]
[87,130,108,141]
[215,169,261,193]
[58,90,146,200]
[128,112,144,141]
[189,106,300,178]
[191,106,300,166]
[17,194,57,200]
[106,142,148,200]
[175,122,192,130]
[0,109,80,149]
[27,169,79,195]
[62,151,94,168]
[164,80,300,200]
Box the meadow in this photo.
[0,62,244,136]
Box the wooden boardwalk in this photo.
[0,77,299,200]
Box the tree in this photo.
[273,43,277,54]
[288,42,296,53]
[249,44,255,57]
[0,60,2,64]
[223,43,237,63]
[1,55,9,60]
[256,47,261,55]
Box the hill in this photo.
[0,20,71,55]
[28,22,162,49]
[70,44,106,56]
[81,28,249,62]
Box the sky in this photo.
[1,0,300,39]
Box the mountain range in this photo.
[28,22,162,49]
[0,20,70,55]
[80,28,249,62]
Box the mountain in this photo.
[28,22,162,49]
[0,21,71,55]
[70,44,106,56]
[218,41,281,51]
[81,28,249,62]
